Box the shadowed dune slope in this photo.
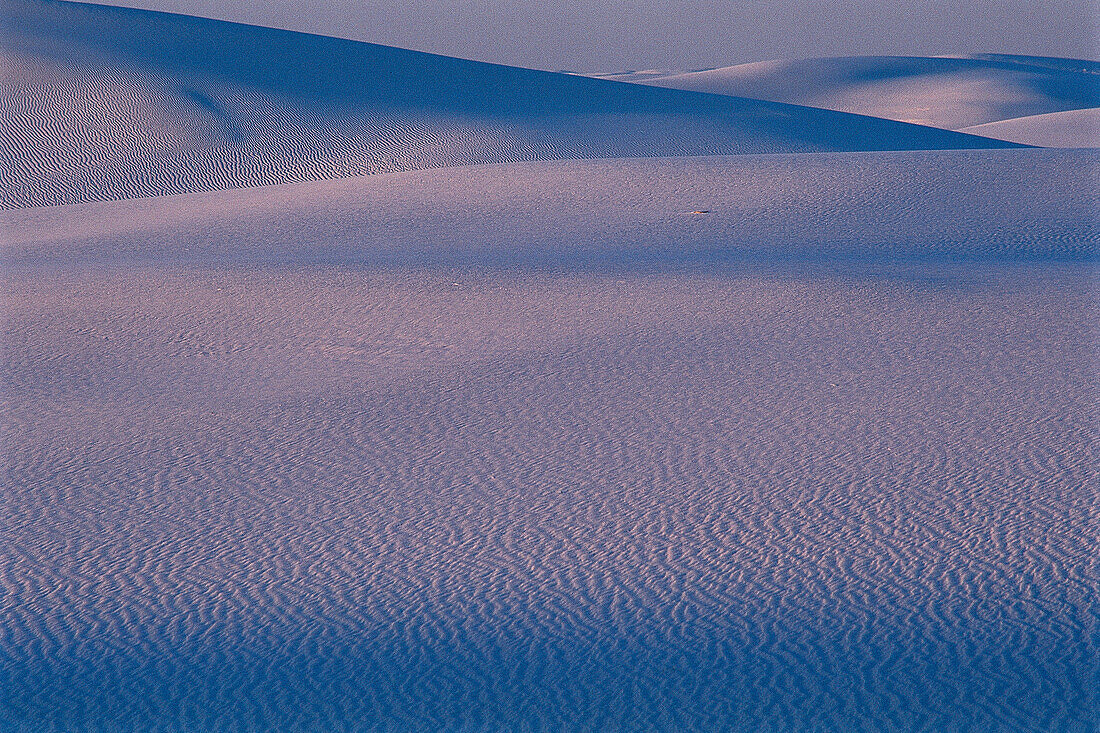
[0,0,1022,208]
[5,150,1096,270]
[599,55,1100,130]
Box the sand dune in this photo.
[5,150,1096,269]
[1,0,1022,209]
[4,267,1094,732]
[2,2,1096,730]
[600,55,1100,130]
[3,153,1095,727]
[959,107,1100,147]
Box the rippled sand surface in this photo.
[2,2,1097,729]
[3,265,1095,731]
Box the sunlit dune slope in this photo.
[959,107,1100,147]
[599,55,1100,130]
[1,0,1021,208]
[3,152,1095,731]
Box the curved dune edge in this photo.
[597,55,1100,131]
[4,150,1096,270]
[2,0,1022,209]
[959,107,1100,147]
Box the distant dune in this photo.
[2,0,1021,208]
[598,55,1100,130]
[959,107,1100,147]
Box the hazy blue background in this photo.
[91,0,1098,72]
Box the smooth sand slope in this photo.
[5,150,1096,268]
[1,0,1022,208]
[959,107,1100,147]
[599,55,1100,131]
[2,151,1097,730]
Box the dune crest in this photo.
[5,151,1096,269]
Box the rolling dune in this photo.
[3,150,1098,730]
[4,150,1096,269]
[3,267,1095,731]
[2,0,1021,208]
[600,55,1100,130]
[960,107,1100,147]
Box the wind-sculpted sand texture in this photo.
[2,266,1096,731]
[2,1,1097,730]
[1,0,1021,209]
[2,147,1099,729]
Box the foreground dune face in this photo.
[604,55,1100,130]
[2,152,1097,730]
[3,269,1095,731]
[1,0,1020,208]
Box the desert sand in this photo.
[597,55,1100,132]
[2,0,1020,208]
[1,1,1096,731]
[959,107,1100,147]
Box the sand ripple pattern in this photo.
[0,50,590,208]
[2,269,1096,731]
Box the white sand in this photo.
[1,2,1096,730]
[602,55,1100,130]
[960,107,1100,147]
[2,1,1017,208]
[5,151,1095,269]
